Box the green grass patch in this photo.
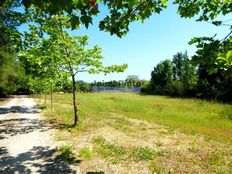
[149,162,167,174]
[92,136,156,163]
[58,145,75,162]
[79,147,93,160]
[109,117,132,132]
[42,93,232,144]
[36,103,48,110]
[132,147,156,161]
[92,136,126,162]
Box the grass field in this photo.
[41,93,232,173]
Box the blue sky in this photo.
[72,3,231,82]
[18,3,231,83]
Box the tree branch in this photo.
[221,29,232,42]
[75,69,89,75]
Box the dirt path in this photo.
[0,96,78,174]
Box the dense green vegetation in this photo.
[148,51,232,102]
[0,47,29,96]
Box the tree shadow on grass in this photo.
[0,146,80,174]
[48,119,76,130]
[0,118,50,140]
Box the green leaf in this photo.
[80,15,92,28]
[70,15,80,30]
[22,0,32,8]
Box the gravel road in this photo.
[0,96,78,174]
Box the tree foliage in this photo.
[0,0,26,50]
[174,0,232,22]
[149,51,232,101]
[20,0,168,37]
[0,47,28,96]
[151,59,173,94]
[19,12,127,125]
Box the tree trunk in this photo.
[39,93,42,102]
[50,83,54,111]
[71,74,78,126]
[44,93,47,105]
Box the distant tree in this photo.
[151,59,173,94]
[172,51,197,95]
[126,75,139,82]
[76,81,91,92]
[126,75,139,86]
[0,0,25,50]
[0,47,27,96]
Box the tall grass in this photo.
[45,92,232,144]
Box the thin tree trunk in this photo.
[39,93,42,102]
[44,93,47,105]
[50,83,54,111]
[72,74,78,126]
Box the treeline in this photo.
[0,48,30,97]
[144,51,232,102]
[92,75,145,87]
[59,75,145,93]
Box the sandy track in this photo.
[0,96,78,174]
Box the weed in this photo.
[156,150,170,157]
[92,136,126,161]
[79,147,93,160]
[58,145,75,162]
[92,136,106,145]
[208,151,225,165]
[132,147,155,161]
[37,103,48,110]
[149,162,166,174]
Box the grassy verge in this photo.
[37,92,232,173]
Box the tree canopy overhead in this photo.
[21,0,168,37]
[174,0,232,21]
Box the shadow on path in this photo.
[0,99,82,173]
[0,106,40,115]
[0,146,79,174]
[0,118,50,140]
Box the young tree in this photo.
[19,25,61,109]
[22,14,127,125]
[50,28,127,125]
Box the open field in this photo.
[41,93,232,173]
